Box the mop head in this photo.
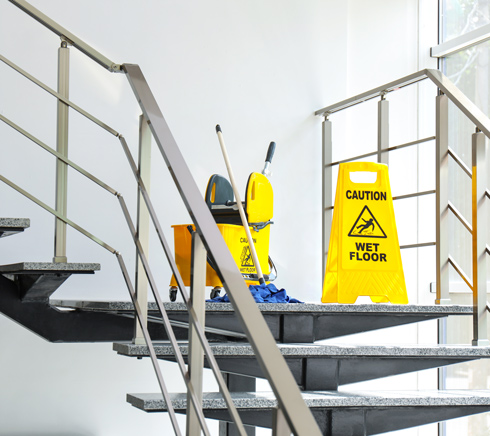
[207,283,303,303]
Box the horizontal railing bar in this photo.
[393,190,436,201]
[0,54,119,137]
[448,201,473,234]
[431,23,490,58]
[487,245,490,256]
[0,174,116,253]
[326,136,435,167]
[486,189,490,200]
[8,0,122,72]
[0,114,118,196]
[448,147,472,178]
[315,70,429,116]
[117,136,247,435]
[448,254,473,290]
[324,189,435,211]
[400,242,436,249]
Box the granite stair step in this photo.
[114,342,490,390]
[52,300,473,342]
[0,262,100,301]
[0,218,30,238]
[127,389,490,435]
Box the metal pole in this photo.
[377,94,389,165]
[435,94,450,304]
[273,407,292,436]
[219,374,256,436]
[471,130,489,345]
[186,232,207,436]
[133,115,152,345]
[124,64,322,436]
[53,40,69,263]
[322,117,332,278]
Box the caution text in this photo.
[346,190,387,201]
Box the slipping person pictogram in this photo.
[356,218,375,234]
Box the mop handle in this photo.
[215,125,265,284]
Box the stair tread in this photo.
[0,262,100,273]
[127,389,490,411]
[52,300,473,315]
[114,341,490,357]
[0,218,30,228]
[0,218,30,237]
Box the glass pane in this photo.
[443,39,490,117]
[441,0,490,41]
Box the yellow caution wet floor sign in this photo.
[322,162,408,304]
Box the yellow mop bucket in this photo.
[322,162,408,304]
[170,171,274,297]
[170,223,271,289]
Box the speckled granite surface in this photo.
[0,218,30,228]
[0,262,100,272]
[51,300,474,314]
[113,341,490,358]
[127,390,490,411]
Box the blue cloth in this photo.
[207,283,303,303]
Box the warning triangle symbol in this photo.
[348,205,387,238]
[240,246,255,267]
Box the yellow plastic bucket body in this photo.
[322,162,408,304]
[170,223,270,288]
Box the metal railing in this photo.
[3,1,322,435]
[316,68,490,345]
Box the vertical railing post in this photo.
[435,93,450,304]
[53,40,69,263]
[134,115,152,345]
[471,129,488,345]
[186,232,207,436]
[322,116,333,278]
[377,93,389,165]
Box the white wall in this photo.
[0,0,439,435]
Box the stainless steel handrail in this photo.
[5,2,323,433]
[123,63,322,435]
[0,112,238,434]
[317,67,489,344]
[8,0,121,72]
[315,69,490,140]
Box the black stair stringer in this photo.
[0,274,177,342]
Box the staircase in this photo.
[110,303,490,434]
[2,1,490,435]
